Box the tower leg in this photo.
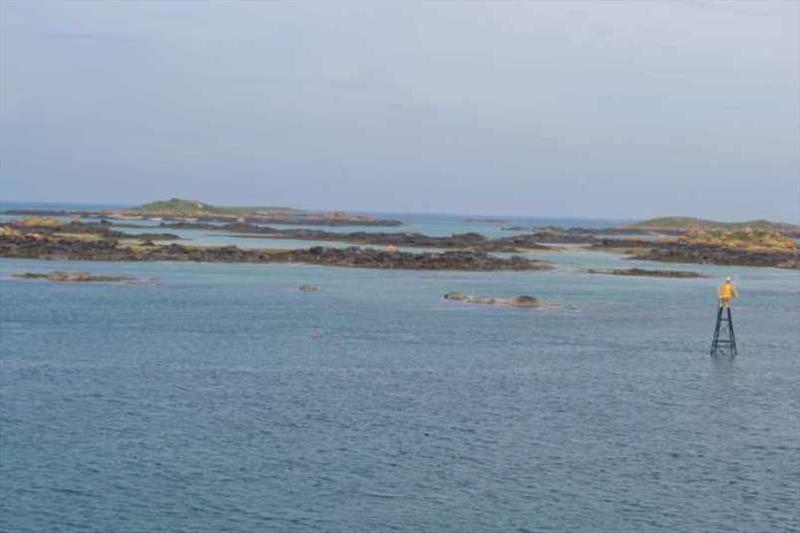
[726,306,737,356]
[711,306,723,356]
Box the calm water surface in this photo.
[0,207,798,532]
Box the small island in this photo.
[4,197,404,227]
[624,216,800,238]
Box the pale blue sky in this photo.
[1,0,798,220]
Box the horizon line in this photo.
[1,198,798,225]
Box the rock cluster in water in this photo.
[1,219,180,241]
[12,271,136,283]
[590,237,799,269]
[586,268,706,278]
[162,222,552,252]
[0,233,552,272]
[630,242,799,269]
[3,214,798,270]
[443,292,541,307]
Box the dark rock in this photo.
[590,237,799,270]
[159,222,554,252]
[630,243,799,269]
[511,295,539,307]
[12,271,136,283]
[0,234,553,271]
[0,221,180,242]
[443,292,542,307]
[443,292,468,301]
[466,218,506,223]
[586,268,706,278]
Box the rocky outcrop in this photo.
[17,216,63,227]
[494,232,580,247]
[287,247,550,271]
[156,221,654,248]
[623,233,800,269]
[586,268,706,278]
[501,226,527,231]
[632,246,799,269]
[235,213,403,227]
[3,209,87,217]
[0,234,552,271]
[466,218,505,224]
[1,221,179,241]
[159,222,550,252]
[443,292,541,307]
[592,231,800,270]
[12,271,136,283]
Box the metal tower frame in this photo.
[711,306,737,356]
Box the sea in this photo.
[0,202,798,532]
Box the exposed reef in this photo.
[171,223,646,248]
[3,209,797,270]
[465,218,506,224]
[1,219,180,241]
[160,222,552,252]
[627,229,799,269]
[443,292,542,307]
[631,246,799,269]
[586,268,706,278]
[0,233,552,271]
[590,229,799,269]
[12,271,137,283]
[501,226,527,231]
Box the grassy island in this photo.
[625,217,799,237]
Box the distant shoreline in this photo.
[5,201,796,228]
[1,204,797,270]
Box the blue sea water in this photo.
[0,204,799,532]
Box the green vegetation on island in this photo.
[127,198,302,216]
[679,227,798,252]
[2,198,403,226]
[626,217,799,236]
[122,198,403,226]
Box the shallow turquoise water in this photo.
[0,206,798,532]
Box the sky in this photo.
[0,0,798,221]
